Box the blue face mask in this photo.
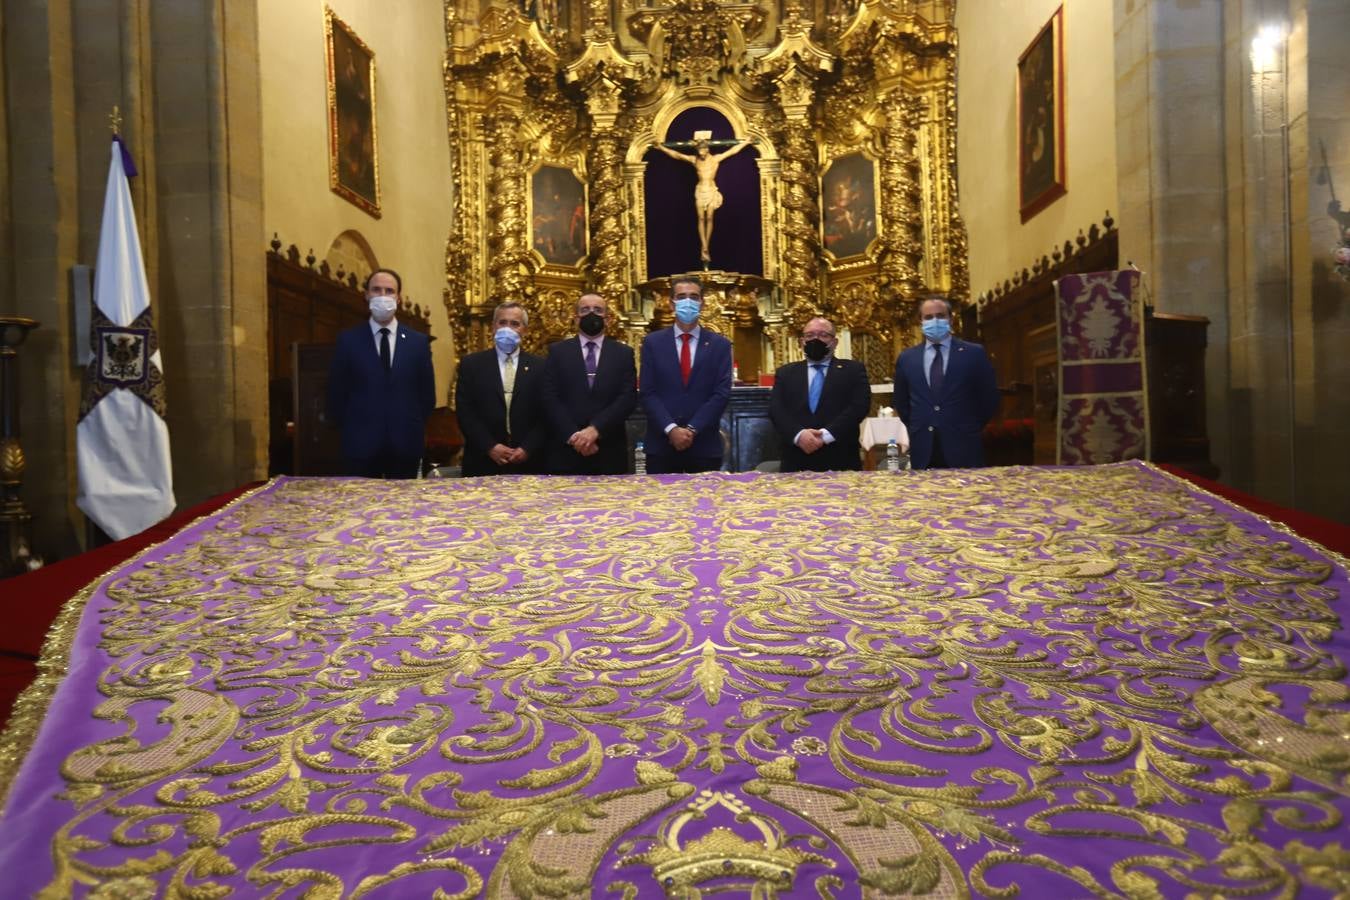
[494,327,521,354]
[674,298,701,325]
[921,318,951,342]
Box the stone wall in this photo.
[1113,0,1349,521]
[0,0,266,561]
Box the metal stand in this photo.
[0,316,43,576]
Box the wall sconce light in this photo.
[1250,23,1285,70]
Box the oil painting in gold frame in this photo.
[325,8,381,218]
[1017,6,1065,222]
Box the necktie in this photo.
[503,354,516,422]
[379,327,391,372]
[585,341,598,387]
[808,363,826,413]
[680,333,692,386]
[929,343,944,394]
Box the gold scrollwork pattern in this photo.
[485,106,536,310]
[444,0,966,367]
[3,464,1348,898]
[774,111,822,323]
[588,126,633,311]
[878,91,924,303]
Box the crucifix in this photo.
[652,130,754,267]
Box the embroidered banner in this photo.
[75,136,175,540]
[2,466,1347,898]
[1055,269,1150,464]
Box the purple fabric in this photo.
[112,135,138,178]
[2,464,1347,898]
[1060,362,1144,394]
[585,339,598,385]
[1056,270,1149,464]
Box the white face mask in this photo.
[369,296,398,323]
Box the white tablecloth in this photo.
[859,416,910,451]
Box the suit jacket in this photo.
[892,337,999,468]
[326,321,436,467]
[455,348,546,476]
[769,357,871,472]
[540,336,638,475]
[639,327,733,460]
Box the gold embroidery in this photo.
[1,466,1346,896]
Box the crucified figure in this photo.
[654,137,753,265]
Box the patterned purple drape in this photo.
[3,466,1347,898]
[1055,269,1149,464]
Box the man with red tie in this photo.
[891,297,1000,469]
[638,276,733,474]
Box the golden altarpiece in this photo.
[442,0,966,382]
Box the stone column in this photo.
[0,0,81,558]
[1113,0,1233,484]
[149,0,266,506]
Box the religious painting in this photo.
[325,8,380,218]
[530,165,588,266]
[1017,6,1065,222]
[821,153,878,259]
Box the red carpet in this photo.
[0,484,260,726]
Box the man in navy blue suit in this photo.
[639,276,733,473]
[892,297,1000,469]
[326,268,436,478]
[540,293,638,475]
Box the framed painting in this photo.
[325,8,381,218]
[1017,6,1065,222]
[821,152,878,260]
[530,165,588,267]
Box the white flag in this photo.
[76,137,175,540]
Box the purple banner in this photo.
[2,465,1347,898]
[1060,362,1144,395]
[1056,270,1149,464]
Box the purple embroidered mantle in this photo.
[1,463,1346,897]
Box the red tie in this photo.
[680,332,692,385]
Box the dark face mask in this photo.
[579,312,605,336]
[803,339,831,362]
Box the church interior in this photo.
[1,0,1349,896]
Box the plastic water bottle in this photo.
[885,438,901,472]
[634,441,647,475]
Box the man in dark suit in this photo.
[892,297,1000,469]
[454,302,545,476]
[639,276,733,473]
[326,268,437,478]
[769,317,872,472]
[540,293,638,475]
